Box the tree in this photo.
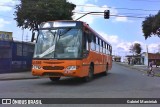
[142,11,160,39]
[130,43,142,55]
[14,0,76,31]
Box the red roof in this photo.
[148,53,160,59]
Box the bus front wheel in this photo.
[83,66,94,82]
[49,77,60,82]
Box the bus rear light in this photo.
[32,65,42,70]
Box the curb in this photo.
[116,62,160,77]
[0,76,40,81]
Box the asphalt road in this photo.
[0,62,160,107]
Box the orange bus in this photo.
[32,20,112,82]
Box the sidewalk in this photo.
[116,62,160,77]
[0,71,39,81]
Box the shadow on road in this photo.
[38,73,111,86]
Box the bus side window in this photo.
[83,29,90,51]
[96,37,99,52]
[99,39,101,52]
[103,42,106,54]
[110,46,112,55]
[101,40,103,53]
[91,35,96,50]
[108,45,111,55]
[106,44,108,54]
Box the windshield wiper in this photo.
[37,31,57,58]
[38,45,55,58]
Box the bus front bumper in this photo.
[32,69,83,78]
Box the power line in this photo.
[76,5,159,12]
[0,3,158,19]
[112,14,146,18]
[73,11,149,16]
[73,12,146,18]
[0,3,159,12]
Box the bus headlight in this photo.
[66,66,78,70]
[32,65,42,69]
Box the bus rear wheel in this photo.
[49,77,60,82]
[103,64,108,76]
[83,66,94,82]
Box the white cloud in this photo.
[117,42,132,51]
[0,18,10,28]
[115,41,159,55]
[0,0,18,12]
[0,0,17,5]
[116,41,147,54]
[98,31,119,44]
[97,31,160,56]
[114,16,133,23]
[68,0,122,24]
[69,0,130,24]
[148,43,160,53]
[98,31,129,55]
[72,4,99,23]
[115,17,128,22]
[72,4,115,24]
[68,0,89,5]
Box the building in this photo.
[0,40,34,73]
[125,54,141,65]
[141,52,160,66]
[125,52,160,66]
[112,55,121,62]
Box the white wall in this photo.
[142,53,148,66]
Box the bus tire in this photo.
[49,77,60,82]
[83,66,94,82]
[103,64,108,76]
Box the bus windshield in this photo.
[33,28,82,59]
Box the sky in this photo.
[0,0,160,57]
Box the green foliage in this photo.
[142,11,160,39]
[14,0,76,31]
[130,43,142,55]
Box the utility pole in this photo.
[146,45,149,66]
[22,28,24,69]
[158,44,160,53]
